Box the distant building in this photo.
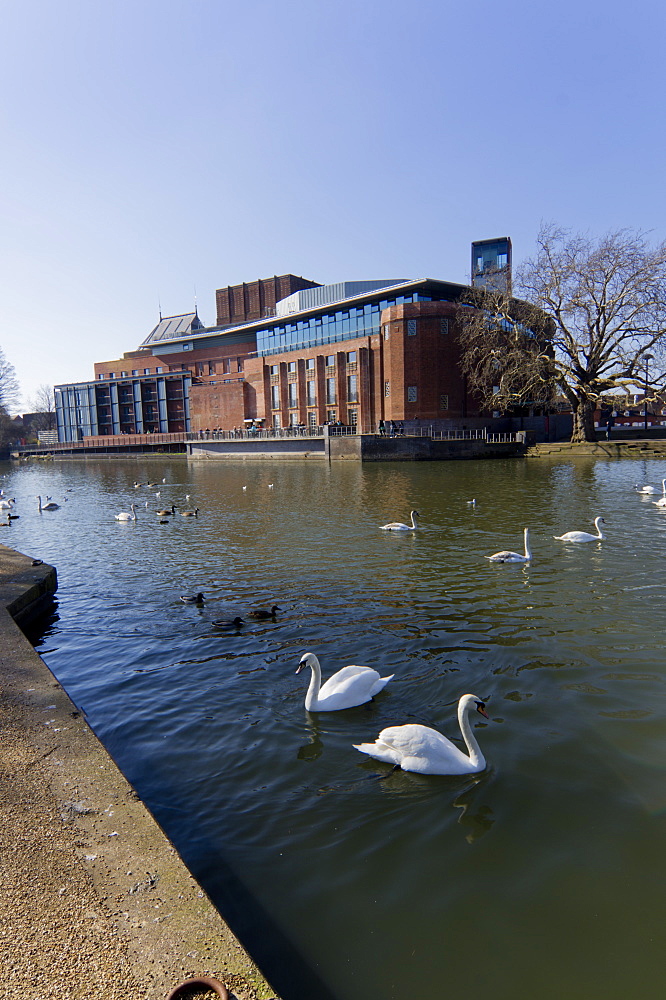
[56,248,538,442]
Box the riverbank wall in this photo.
[526,439,666,459]
[0,542,278,1000]
[186,433,526,461]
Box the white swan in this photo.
[653,496,666,508]
[485,528,531,562]
[353,694,489,775]
[296,651,394,712]
[380,510,420,531]
[115,503,137,522]
[0,498,14,510]
[554,516,605,543]
[634,479,666,494]
[37,496,59,511]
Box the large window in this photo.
[271,385,280,409]
[288,383,298,407]
[347,374,358,403]
[307,382,316,406]
[326,378,336,404]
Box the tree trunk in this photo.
[570,398,597,442]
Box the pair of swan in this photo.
[296,653,489,775]
[486,518,606,560]
[380,510,420,531]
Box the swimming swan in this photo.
[485,528,531,562]
[554,516,605,542]
[296,651,394,712]
[37,496,60,511]
[380,510,420,531]
[634,479,666,494]
[353,693,489,775]
[114,503,137,521]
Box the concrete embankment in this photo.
[526,438,666,459]
[0,542,278,1000]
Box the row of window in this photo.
[270,409,359,430]
[382,383,450,410]
[99,368,164,379]
[384,318,449,339]
[256,293,448,354]
[270,375,359,409]
[99,357,245,381]
[269,352,357,377]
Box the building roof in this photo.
[141,312,205,346]
[275,280,407,317]
[144,278,471,356]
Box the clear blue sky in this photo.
[1,0,664,412]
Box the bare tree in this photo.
[457,225,666,442]
[27,384,56,430]
[0,347,20,415]
[455,286,556,415]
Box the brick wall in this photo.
[215,274,321,326]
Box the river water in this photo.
[2,455,665,1000]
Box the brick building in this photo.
[56,267,525,441]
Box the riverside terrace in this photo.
[11,424,526,462]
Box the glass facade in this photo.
[55,374,191,442]
[254,292,440,356]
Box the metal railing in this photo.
[15,424,518,454]
[186,426,325,442]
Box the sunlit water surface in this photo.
[2,456,665,1000]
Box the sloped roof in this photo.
[141,312,204,346]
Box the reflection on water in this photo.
[3,454,666,1000]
